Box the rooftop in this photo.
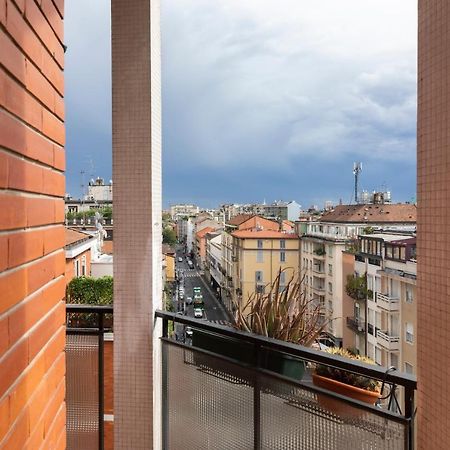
[320,204,416,224]
[65,228,95,248]
[232,229,298,239]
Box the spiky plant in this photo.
[315,347,380,392]
[233,268,328,347]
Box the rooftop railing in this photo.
[156,310,416,450]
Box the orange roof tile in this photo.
[227,214,254,226]
[196,227,215,238]
[65,228,94,247]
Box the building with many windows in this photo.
[231,229,300,310]
[298,203,416,346]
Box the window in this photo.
[328,245,333,257]
[328,264,332,275]
[279,271,286,291]
[280,239,286,249]
[328,282,333,293]
[257,240,263,263]
[406,285,414,303]
[74,259,80,277]
[255,271,263,283]
[390,353,399,369]
[280,251,286,262]
[81,255,87,276]
[375,347,382,365]
[405,362,414,374]
[405,323,414,344]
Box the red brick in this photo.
[25,0,64,68]
[26,197,55,227]
[52,145,65,171]
[0,317,8,358]
[26,252,58,295]
[43,225,64,254]
[27,301,64,361]
[54,197,64,222]
[0,193,27,230]
[0,109,54,167]
[52,0,63,19]
[40,0,63,42]
[1,68,42,131]
[0,396,10,443]
[1,407,30,450]
[0,29,26,84]
[0,267,27,314]
[0,234,8,272]
[42,107,64,145]
[8,228,44,269]
[8,154,44,194]
[0,151,9,188]
[24,417,44,450]
[42,167,64,196]
[27,378,47,432]
[24,59,57,113]
[43,325,64,373]
[45,402,65,448]
[43,379,65,437]
[12,0,25,12]
[0,0,6,25]
[0,338,28,398]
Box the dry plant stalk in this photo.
[233,268,328,346]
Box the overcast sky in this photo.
[65,0,417,209]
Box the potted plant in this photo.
[312,347,381,413]
[193,269,327,380]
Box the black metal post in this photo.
[404,386,415,450]
[98,312,105,450]
[253,344,261,450]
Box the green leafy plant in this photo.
[163,227,177,245]
[346,274,368,300]
[314,247,326,256]
[66,276,113,305]
[315,347,380,392]
[233,269,327,346]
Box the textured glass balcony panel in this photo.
[164,342,254,449]
[260,376,406,450]
[66,334,99,450]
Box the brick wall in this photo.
[0,0,66,448]
[417,1,450,448]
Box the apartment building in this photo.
[299,203,416,346]
[64,228,96,281]
[231,229,300,309]
[86,176,113,201]
[343,233,416,375]
[169,203,199,219]
[205,233,223,298]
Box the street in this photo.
[173,245,230,338]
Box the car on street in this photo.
[186,296,193,305]
[185,327,193,338]
[194,308,203,319]
[178,257,183,262]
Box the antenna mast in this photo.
[353,162,362,204]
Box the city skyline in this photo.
[65,0,417,208]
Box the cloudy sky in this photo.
[65,0,417,209]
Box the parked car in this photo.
[194,308,203,319]
[178,257,183,262]
[185,327,193,338]
[186,296,193,305]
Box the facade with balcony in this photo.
[343,233,416,373]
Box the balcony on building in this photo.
[346,316,366,334]
[377,329,400,351]
[312,277,326,293]
[312,259,325,275]
[65,305,416,450]
[377,293,400,312]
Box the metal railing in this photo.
[346,316,366,334]
[377,293,400,311]
[156,310,416,450]
[66,304,113,450]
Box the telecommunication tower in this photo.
[353,162,362,203]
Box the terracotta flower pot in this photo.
[312,373,380,418]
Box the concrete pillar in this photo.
[112,0,162,448]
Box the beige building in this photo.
[298,203,416,346]
[343,233,416,377]
[231,229,300,309]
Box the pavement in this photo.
[173,246,231,340]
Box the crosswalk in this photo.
[178,268,199,278]
[208,319,232,327]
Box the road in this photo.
[174,246,230,324]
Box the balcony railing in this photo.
[346,316,366,334]
[157,310,416,450]
[66,304,113,450]
[377,293,400,312]
[377,330,400,351]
